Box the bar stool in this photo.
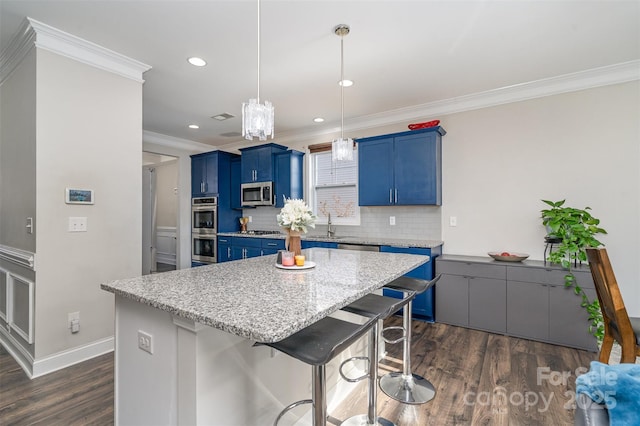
[264,314,381,426]
[379,274,441,405]
[338,292,416,426]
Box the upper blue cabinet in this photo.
[357,126,445,206]
[191,150,241,231]
[239,143,287,183]
[274,150,304,207]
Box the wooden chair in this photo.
[585,247,640,364]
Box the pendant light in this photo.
[332,24,353,162]
[242,0,274,141]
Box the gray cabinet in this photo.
[469,277,506,333]
[506,280,549,341]
[435,274,468,326]
[436,255,597,351]
[436,257,506,333]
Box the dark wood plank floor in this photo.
[0,347,114,425]
[0,318,595,425]
[332,317,596,426]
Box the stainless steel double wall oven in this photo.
[191,196,217,263]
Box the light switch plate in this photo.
[68,217,87,232]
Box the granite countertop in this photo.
[101,248,429,343]
[217,232,443,249]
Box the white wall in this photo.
[439,82,640,315]
[0,47,36,253]
[34,49,143,359]
[155,160,178,228]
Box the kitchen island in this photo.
[102,248,429,425]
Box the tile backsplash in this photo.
[242,205,442,241]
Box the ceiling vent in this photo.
[211,113,235,121]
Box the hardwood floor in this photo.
[332,317,596,426]
[0,318,595,425]
[0,346,114,425]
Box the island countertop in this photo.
[101,248,429,343]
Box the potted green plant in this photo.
[540,199,607,340]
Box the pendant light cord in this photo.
[340,34,344,140]
[257,0,261,103]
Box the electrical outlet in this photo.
[449,216,457,227]
[138,330,153,354]
[68,312,80,333]
[389,216,396,226]
[68,217,87,232]
[248,216,252,223]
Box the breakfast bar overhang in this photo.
[101,248,430,425]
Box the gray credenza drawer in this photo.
[507,265,595,289]
[436,260,505,280]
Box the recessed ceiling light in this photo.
[188,124,200,129]
[187,57,207,67]
[338,79,353,87]
[313,117,325,123]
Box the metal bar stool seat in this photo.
[264,314,380,426]
[379,274,441,405]
[338,293,416,426]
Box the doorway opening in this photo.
[142,152,178,275]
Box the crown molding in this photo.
[143,130,216,153]
[0,18,151,86]
[27,18,151,82]
[270,60,640,145]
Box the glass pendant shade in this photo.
[332,137,354,161]
[242,98,274,141]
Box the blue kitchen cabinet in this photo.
[231,237,262,260]
[230,157,242,210]
[218,236,233,263]
[224,236,285,260]
[301,241,338,249]
[239,143,287,183]
[380,245,442,321]
[357,137,394,205]
[274,150,304,207]
[357,126,445,206]
[191,153,218,197]
[261,238,285,255]
[191,151,241,232]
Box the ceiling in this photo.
[1,1,638,148]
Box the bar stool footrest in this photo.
[273,399,313,426]
[339,356,370,383]
[381,326,405,345]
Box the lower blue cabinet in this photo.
[219,236,285,262]
[380,245,441,321]
[301,241,338,249]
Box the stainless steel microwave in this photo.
[241,181,274,206]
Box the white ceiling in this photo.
[1,1,638,148]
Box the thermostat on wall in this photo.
[65,188,94,205]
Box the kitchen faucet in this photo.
[327,212,335,238]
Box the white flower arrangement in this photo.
[277,198,317,233]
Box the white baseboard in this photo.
[0,327,35,377]
[31,336,114,378]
